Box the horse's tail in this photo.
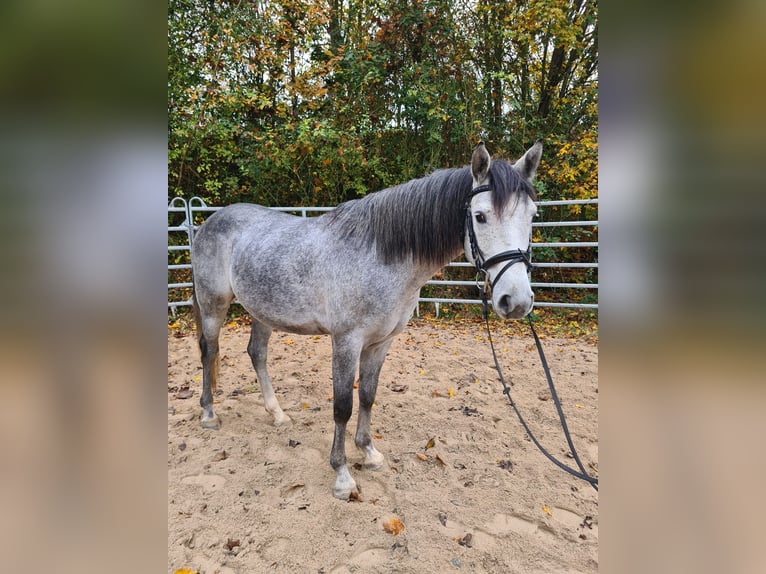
[192,288,203,353]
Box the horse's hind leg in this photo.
[247,319,290,427]
[193,292,231,430]
[355,338,393,470]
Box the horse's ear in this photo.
[471,142,491,182]
[513,140,543,181]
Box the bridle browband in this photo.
[464,184,532,293]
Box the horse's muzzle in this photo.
[495,292,534,320]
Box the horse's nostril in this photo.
[498,295,511,315]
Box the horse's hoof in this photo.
[273,413,292,428]
[363,446,385,470]
[201,416,220,430]
[332,483,359,500]
[364,459,385,471]
[332,465,358,500]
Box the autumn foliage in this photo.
[168,0,597,206]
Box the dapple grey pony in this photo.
[191,142,541,499]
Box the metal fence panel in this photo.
[168,196,598,314]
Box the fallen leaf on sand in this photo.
[283,482,305,494]
[424,437,436,450]
[542,504,552,517]
[435,453,447,466]
[447,387,456,398]
[225,538,240,550]
[175,388,194,399]
[212,450,228,462]
[174,569,198,574]
[416,452,429,461]
[383,517,405,535]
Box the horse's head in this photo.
[464,142,542,319]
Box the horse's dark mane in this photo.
[323,159,537,266]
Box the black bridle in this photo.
[465,184,599,491]
[464,184,532,291]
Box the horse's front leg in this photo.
[355,338,393,470]
[329,334,363,500]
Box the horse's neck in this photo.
[408,244,464,290]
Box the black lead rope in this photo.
[465,184,597,490]
[479,291,599,491]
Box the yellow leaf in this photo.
[542,504,552,517]
[419,369,426,375]
[174,569,198,574]
[383,517,405,535]
[447,387,455,398]
[284,338,294,345]
[301,403,310,410]
[424,437,436,450]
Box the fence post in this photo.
[167,197,190,317]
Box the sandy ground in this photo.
[168,318,598,573]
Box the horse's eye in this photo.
[475,213,487,224]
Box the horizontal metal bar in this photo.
[535,199,598,206]
[167,225,191,232]
[168,245,190,252]
[418,297,484,305]
[444,261,598,269]
[531,262,598,268]
[532,283,598,289]
[168,282,193,289]
[425,280,597,289]
[532,302,599,309]
[168,264,191,271]
[533,242,599,248]
[533,221,598,227]
[417,297,597,310]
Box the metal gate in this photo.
[168,197,598,316]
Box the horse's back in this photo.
[192,203,297,302]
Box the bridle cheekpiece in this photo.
[464,184,532,299]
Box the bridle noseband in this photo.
[464,184,532,293]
